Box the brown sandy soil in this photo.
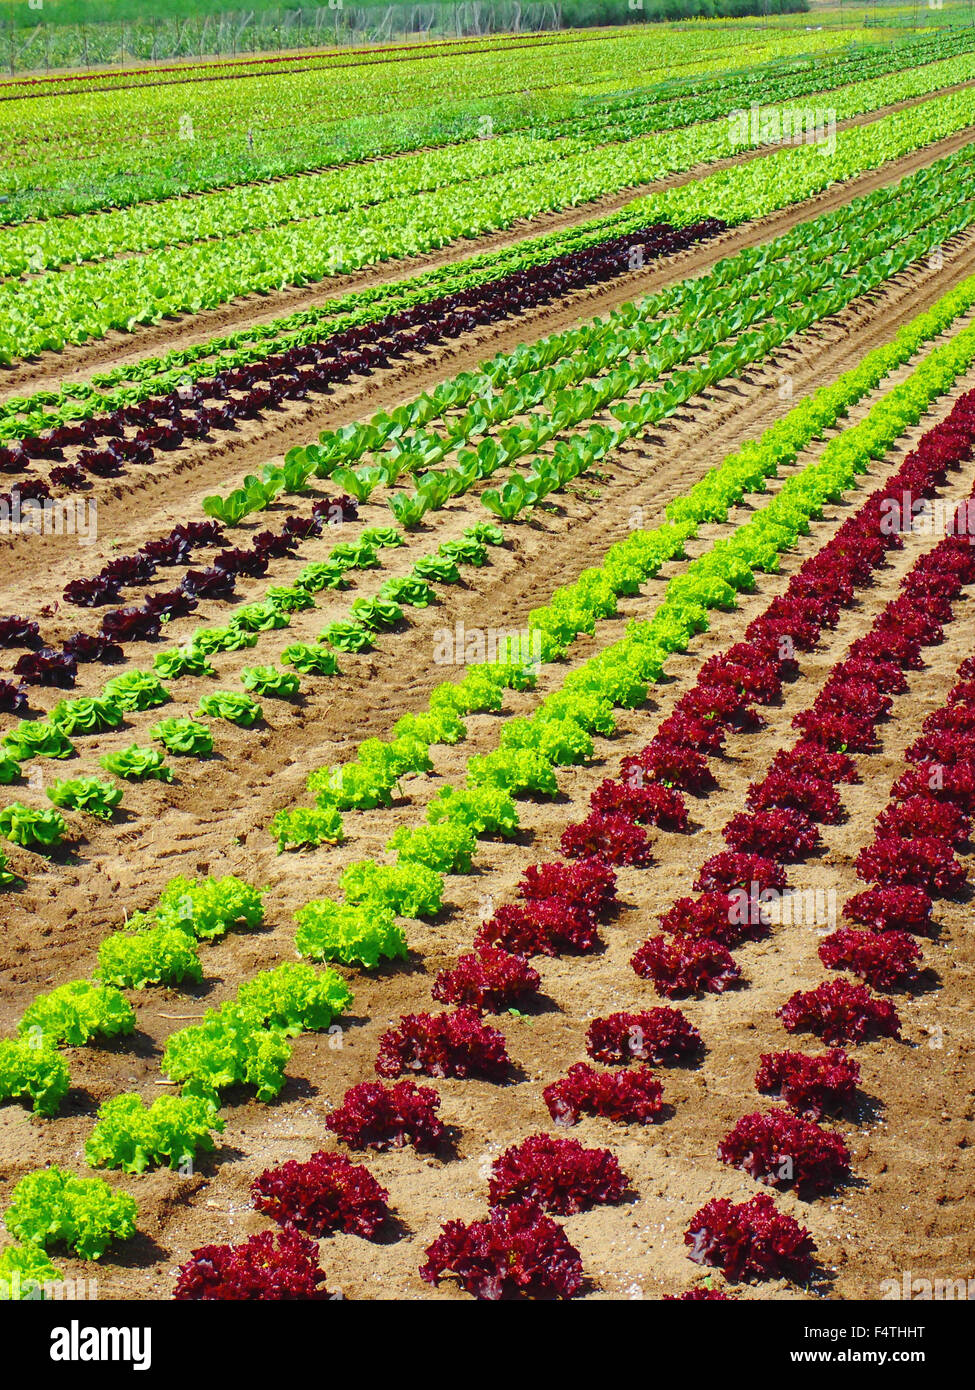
[4,98,975,401]
[1,253,972,966]
[2,112,975,1300]
[0,332,973,1299]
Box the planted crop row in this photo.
[626,479,975,1287]
[0,219,724,473]
[9,42,975,283]
[2,139,968,447]
[9,177,951,516]
[0,25,867,221]
[282,312,975,865]
[8,75,975,363]
[2,211,973,828]
[3,303,974,1296]
[2,236,974,872]
[168,415,975,1299]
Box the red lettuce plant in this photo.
[698,650,783,703]
[747,771,843,824]
[813,679,891,722]
[14,648,77,688]
[842,885,934,935]
[0,616,40,648]
[631,935,740,997]
[589,777,688,830]
[173,1229,332,1300]
[855,835,967,897]
[832,657,908,695]
[694,852,788,895]
[902,588,956,622]
[543,1063,665,1126]
[214,546,269,578]
[560,812,653,866]
[890,762,975,816]
[948,680,975,707]
[925,705,975,737]
[0,679,27,713]
[100,605,162,643]
[787,571,850,618]
[727,635,799,681]
[325,1080,445,1152]
[655,711,726,756]
[475,900,600,956]
[102,552,155,585]
[251,1151,389,1238]
[717,1109,851,1194]
[792,709,878,754]
[778,979,901,1043]
[761,594,831,636]
[50,464,88,489]
[745,611,821,653]
[63,575,121,607]
[586,1008,702,1065]
[755,1048,860,1120]
[488,1134,628,1214]
[901,571,963,609]
[818,927,923,989]
[659,891,768,947]
[684,1193,816,1282]
[849,629,923,670]
[769,741,859,785]
[144,588,197,621]
[621,745,716,794]
[676,683,762,729]
[874,796,970,847]
[375,1007,510,1081]
[62,632,123,664]
[876,599,943,647]
[432,948,540,1013]
[181,566,236,601]
[517,857,617,916]
[723,808,821,861]
[420,1200,583,1301]
[907,730,975,767]
[724,636,799,677]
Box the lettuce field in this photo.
[0,12,973,1316]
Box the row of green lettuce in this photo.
[1,177,972,857]
[280,286,975,848]
[0,25,929,223]
[8,43,975,281]
[5,287,975,1292]
[3,131,973,445]
[7,72,975,362]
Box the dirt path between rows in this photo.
[4,91,975,400]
